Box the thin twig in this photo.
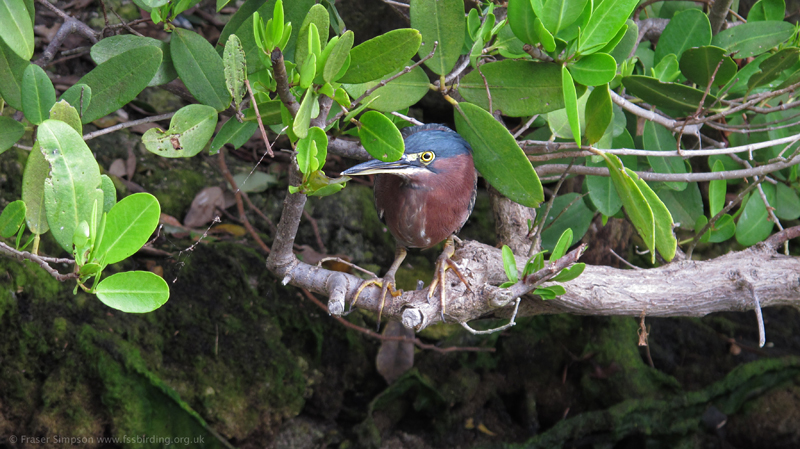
[83,112,175,141]
[217,148,271,253]
[390,111,424,126]
[0,242,79,282]
[609,249,641,270]
[741,280,766,348]
[302,210,327,254]
[245,79,274,157]
[530,158,576,255]
[459,299,521,335]
[513,115,539,139]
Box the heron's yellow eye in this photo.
[420,151,435,163]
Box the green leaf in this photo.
[343,65,429,113]
[540,193,593,252]
[643,121,687,191]
[586,156,622,216]
[0,0,35,59]
[568,53,616,86]
[296,127,327,174]
[708,213,735,243]
[455,102,544,207]
[609,20,638,64]
[171,28,231,111]
[550,228,573,261]
[217,0,267,60]
[22,64,56,125]
[655,182,703,229]
[747,48,800,92]
[584,85,612,146]
[21,142,49,235]
[223,34,247,112]
[547,85,588,140]
[540,0,588,35]
[48,100,82,134]
[678,46,737,87]
[748,0,785,21]
[735,186,775,246]
[579,0,638,54]
[534,285,566,299]
[502,245,519,283]
[712,21,795,59]
[507,0,539,45]
[91,35,177,86]
[324,30,354,82]
[142,104,218,158]
[561,65,581,147]
[534,18,557,52]
[653,9,711,64]
[0,200,26,238]
[775,182,800,220]
[299,52,317,88]
[210,117,257,155]
[295,4,329,71]
[551,263,585,282]
[0,116,24,154]
[653,53,681,82]
[306,126,328,169]
[37,120,103,252]
[95,271,170,313]
[458,61,564,117]
[359,111,405,162]
[59,84,92,120]
[723,53,771,96]
[602,153,656,263]
[338,29,422,84]
[410,0,465,75]
[243,100,283,125]
[100,175,116,213]
[622,75,720,114]
[523,252,546,277]
[231,171,277,193]
[95,193,161,265]
[293,90,315,139]
[0,36,28,110]
[72,46,162,124]
[709,159,726,217]
[634,176,677,262]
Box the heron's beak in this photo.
[341,154,426,177]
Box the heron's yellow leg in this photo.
[428,236,471,322]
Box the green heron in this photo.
[342,124,478,324]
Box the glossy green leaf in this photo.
[171,28,231,111]
[293,90,315,139]
[708,214,735,243]
[540,0,588,35]
[343,65,429,113]
[722,53,771,96]
[72,46,161,124]
[551,263,585,282]
[324,30,354,82]
[38,120,103,252]
[609,20,638,64]
[748,0,785,21]
[91,35,177,86]
[459,61,563,116]
[540,193,593,252]
[495,23,528,58]
[21,142,49,234]
[598,25,628,56]
[634,176,677,262]
[0,0,34,59]
[712,21,794,59]
[299,52,317,88]
[359,111,404,162]
[523,252,545,277]
[653,9,711,64]
[653,53,681,82]
[142,105,218,158]
[775,182,800,220]
[584,85,612,146]
[306,126,328,169]
[709,159,726,217]
[217,0,268,59]
[547,87,588,140]
[455,102,544,207]
[0,116,24,154]
[0,200,26,238]
[338,29,422,84]
[679,46,737,87]
[561,66,581,147]
[48,100,81,134]
[502,245,519,283]
[655,182,703,229]
[95,193,160,265]
[568,53,616,86]
[59,84,91,120]
[507,0,539,45]
[243,100,283,125]
[0,37,27,110]
[95,271,170,313]
[21,64,56,125]
[735,186,775,246]
[295,4,329,70]
[550,228,573,261]
[224,34,247,112]
[643,121,687,191]
[603,153,656,263]
[410,0,464,75]
[534,18,557,52]
[579,0,638,54]
[747,48,800,92]
[586,156,622,216]
[622,76,720,114]
[210,117,257,155]
[534,285,566,299]
[100,175,116,213]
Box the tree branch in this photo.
[0,242,78,282]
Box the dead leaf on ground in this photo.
[108,159,127,178]
[376,321,415,384]
[184,187,226,227]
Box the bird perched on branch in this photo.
[342,123,478,326]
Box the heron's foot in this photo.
[351,276,402,328]
[428,241,471,323]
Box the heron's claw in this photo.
[427,237,471,322]
[351,277,402,329]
